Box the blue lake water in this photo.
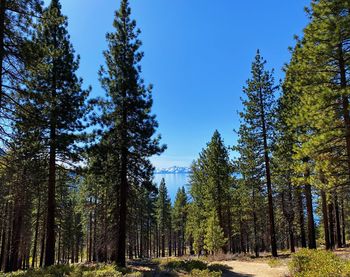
[153,173,190,202]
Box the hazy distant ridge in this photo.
[155,166,191,174]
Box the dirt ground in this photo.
[218,260,288,277]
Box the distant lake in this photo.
[153,173,190,202]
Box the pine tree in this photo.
[282,0,350,249]
[99,0,165,266]
[172,187,187,256]
[238,50,278,257]
[156,179,171,257]
[234,124,266,256]
[204,211,227,255]
[187,131,233,255]
[24,0,89,266]
[272,92,298,253]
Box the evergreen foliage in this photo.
[1,0,350,274]
[237,50,278,257]
[98,0,165,266]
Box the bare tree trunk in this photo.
[45,103,57,266]
[341,196,346,246]
[116,130,128,266]
[39,218,46,268]
[328,201,335,249]
[303,162,316,250]
[296,188,307,248]
[258,86,277,257]
[93,199,97,262]
[9,198,24,271]
[321,190,330,250]
[88,200,92,262]
[0,202,8,270]
[32,195,41,268]
[334,193,342,248]
[168,225,172,257]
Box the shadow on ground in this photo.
[129,260,255,277]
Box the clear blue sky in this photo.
[45,0,309,168]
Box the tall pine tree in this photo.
[238,51,278,257]
[25,0,89,266]
[187,131,233,254]
[99,0,165,266]
[156,179,172,258]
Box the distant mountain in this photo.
[155,166,191,174]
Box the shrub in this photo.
[289,249,346,277]
[268,258,283,268]
[82,265,123,277]
[0,265,128,277]
[190,269,221,277]
[160,259,207,272]
[207,263,230,272]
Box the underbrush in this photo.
[0,259,223,277]
[289,248,350,277]
[0,264,142,277]
[154,258,223,276]
[267,258,284,268]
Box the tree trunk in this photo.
[334,193,342,248]
[296,188,307,248]
[9,199,24,271]
[39,212,46,268]
[45,137,56,267]
[328,202,335,249]
[258,86,277,257]
[93,199,97,262]
[168,226,172,257]
[116,142,128,266]
[252,188,259,257]
[321,190,330,250]
[2,202,14,272]
[161,233,165,257]
[0,202,8,270]
[341,197,346,246]
[304,182,316,249]
[32,195,41,268]
[303,161,316,249]
[88,201,92,262]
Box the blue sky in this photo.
[45,0,309,168]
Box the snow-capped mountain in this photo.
[155,166,191,174]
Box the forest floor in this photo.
[217,260,288,277]
[129,254,291,276]
[131,248,350,276]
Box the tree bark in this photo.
[32,195,41,268]
[341,197,346,246]
[39,218,45,268]
[45,119,56,266]
[116,93,128,265]
[328,201,335,249]
[88,199,92,262]
[0,202,9,271]
[258,86,277,257]
[321,190,330,250]
[334,193,342,248]
[304,182,316,249]
[9,198,24,271]
[296,188,307,248]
